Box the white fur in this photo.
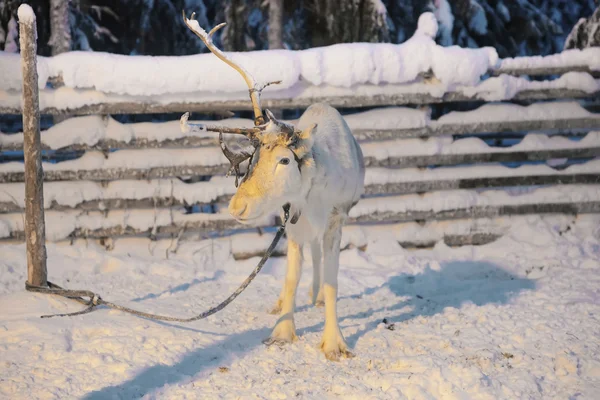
[229,103,365,360]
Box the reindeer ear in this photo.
[300,123,317,141]
[292,123,317,159]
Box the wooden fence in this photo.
[1,30,600,257]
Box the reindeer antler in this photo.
[182,11,281,126]
[219,132,254,187]
[181,10,300,188]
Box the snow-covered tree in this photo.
[418,0,597,57]
[0,0,597,57]
[3,15,18,52]
[564,3,600,49]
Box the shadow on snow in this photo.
[83,259,535,399]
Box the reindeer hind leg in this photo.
[320,210,354,361]
[309,238,324,307]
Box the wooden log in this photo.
[0,194,233,213]
[350,201,600,224]
[1,88,598,115]
[2,147,600,183]
[3,145,600,181]
[3,200,599,241]
[364,173,600,196]
[362,146,600,168]
[18,5,47,287]
[2,153,600,212]
[0,165,230,183]
[353,117,600,141]
[2,168,598,196]
[492,65,600,78]
[3,116,600,152]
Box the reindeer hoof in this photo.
[265,319,297,346]
[321,331,354,361]
[323,348,355,362]
[262,336,295,347]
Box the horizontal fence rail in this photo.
[2,184,599,241]
[1,87,599,115]
[4,200,599,242]
[1,166,599,189]
[3,115,600,152]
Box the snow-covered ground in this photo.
[1,213,599,399]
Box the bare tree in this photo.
[49,0,71,55]
[268,0,283,49]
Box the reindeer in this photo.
[181,12,365,361]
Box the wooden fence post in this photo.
[19,4,48,288]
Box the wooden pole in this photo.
[19,4,48,287]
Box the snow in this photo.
[0,147,229,174]
[434,0,454,46]
[0,177,236,210]
[3,17,18,53]
[17,4,36,24]
[0,50,48,90]
[459,72,600,102]
[500,48,600,71]
[416,12,438,38]
[361,131,600,159]
[0,207,269,242]
[0,9,598,112]
[4,124,599,210]
[1,213,599,398]
[0,115,255,150]
[3,70,598,114]
[48,50,300,96]
[1,179,598,241]
[0,11,499,97]
[2,101,596,151]
[436,101,597,125]
[364,159,600,186]
[2,139,597,182]
[432,45,498,86]
[349,184,600,218]
[343,107,430,131]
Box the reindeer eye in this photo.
[279,158,290,165]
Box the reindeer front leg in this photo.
[264,240,303,345]
[320,212,354,361]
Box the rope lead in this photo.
[25,205,291,322]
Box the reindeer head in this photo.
[228,112,317,223]
[181,12,317,224]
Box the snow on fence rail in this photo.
[1,76,599,115]
[2,184,600,242]
[2,102,600,151]
[1,11,600,115]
